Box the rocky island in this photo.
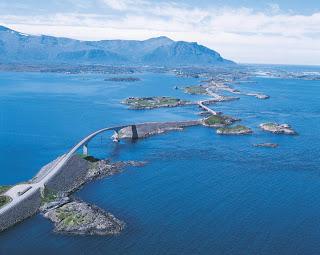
[217,125,253,135]
[112,121,201,140]
[260,123,297,135]
[247,93,270,99]
[202,114,239,128]
[42,199,125,236]
[38,156,146,236]
[105,77,141,82]
[123,97,190,109]
[184,81,269,101]
[184,85,208,95]
[254,143,279,148]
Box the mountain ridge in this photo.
[0,25,235,66]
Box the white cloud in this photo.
[102,0,131,10]
[267,3,281,14]
[0,0,320,65]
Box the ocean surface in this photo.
[0,66,320,255]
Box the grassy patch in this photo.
[204,115,228,126]
[262,123,278,128]
[184,86,208,95]
[105,77,140,82]
[41,189,58,205]
[217,125,252,134]
[56,209,87,227]
[0,186,11,195]
[78,154,100,163]
[123,97,188,109]
[0,195,12,208]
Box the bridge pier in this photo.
[112,131,120,142]
[82,144,88,156]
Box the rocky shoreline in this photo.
[112,120,201,140]
[254,143,278,148]
[105,77,141,82]
[123,96,191,109]
[202,114,240,128]
[260,123,297,135]
[40,157,146,236]
[217,125,253,135]
[42,199,125,236]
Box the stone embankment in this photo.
[0,187,41,232]
[112,120,201,140]
[0,153,145,234]
[40,158,145,235]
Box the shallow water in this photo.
[0,68,320,255]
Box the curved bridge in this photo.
[0,103,215,231]
[197,100,219,115]
[0,124,138,220]
[51,124,135,170]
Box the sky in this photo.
[0,0,319,65]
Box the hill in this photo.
[0,25,235,66]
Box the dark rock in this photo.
[254,143,279,148]
[43,200,125,235]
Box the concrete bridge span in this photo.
[0,123,140,232]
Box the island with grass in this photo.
[105,77,141,82]
[217,125,253,135]
[202,114,239,128]
[184,85,208,95]
[38,156,146,236]
[123,96,190,109]
[260,123,297,135]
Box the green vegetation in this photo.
[217,125,252,135]
[56,209,87,227]
[78,154,100,163]
[0,185,11,195]
[41,188,58,205]
[203,114,237,127]
[0,195,12,208]
[123,97,188,109]
[105,77,140,82]
[204,115,229,126]
[184,86,208,95]
[262,123,278,128]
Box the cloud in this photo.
[0,0,319,65]
[102,0,131,10]
[267,3,281,14]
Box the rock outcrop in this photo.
[39,156,146,236]
[253,143,278,148]
[113,121,201,140]
[123,97,190,110]
[202,114,240,128]
[260,123,297,135]
[217,125,253,135]
[43,200,125,235]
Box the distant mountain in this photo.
[0,25,235,66]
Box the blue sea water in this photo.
[0,67,320,255]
